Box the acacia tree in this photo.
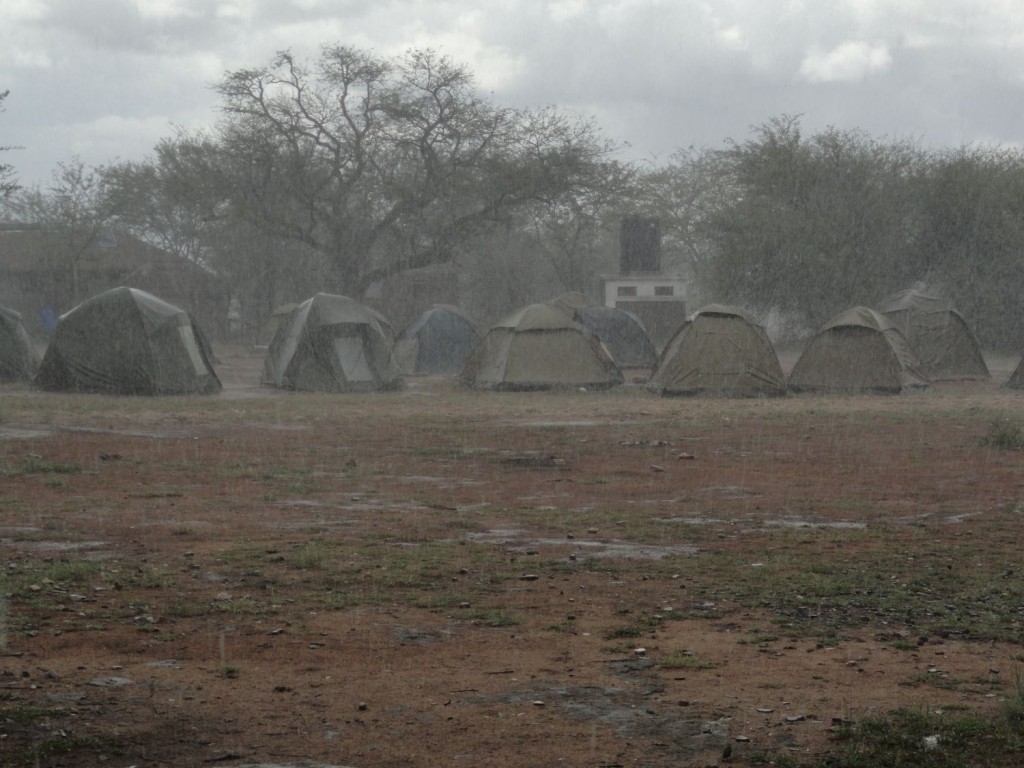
[0,90,19,199]
[911,146,1024,348]
[204,45,617,295]
[700,115,926,334]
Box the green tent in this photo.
[261,293,401,392]
[647,304,786,397]
[788,306,929,394]
[876,288,989,381]
[460,303,623,390]
[0,306,40,382]
[35,287,221,395]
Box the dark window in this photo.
[617,286,638,297]
[654,285,674,296]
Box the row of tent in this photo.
[0,285,1019,396]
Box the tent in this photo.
[788,306,929,394]
[574,305,658,369]
[0,305,40,382]
[460,303,623,390]
[35,286,221,395]
[261,293,401,392]
[1005,357,1024,390]
[647,304,786,397]
[876,288,990,381]
[393,305,480,375]
[547,291,591,317]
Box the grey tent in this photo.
[876,288,989,381]
[647,304,786,397]
[547,291,591,317]
[261,293,401,392]
[35,286,221,395]
[460,303,623,390]
[1005,357,1024,390]
[0,306,40,382]
[394,305,480,375]
[574,305,658,369]
[788,306,929,394]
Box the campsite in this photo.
[3,340,1024,767]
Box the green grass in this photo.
[659,650,717,670]
[3,456,83,476]
[813,707,1024,767]
[981,420,1024,451]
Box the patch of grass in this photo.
[286,540,333,570]
[981,420,1024,451]
[4,456,82,476]
[659,650,717,670]
[815,707,1024,767]
[901,672,963,691]
[604,625,646,640]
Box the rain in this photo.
[3,3,1024,766]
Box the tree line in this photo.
[3,48,1024,348]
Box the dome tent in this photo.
[35,286,221,395]
[788,306,929,394]
[547,291,591,317]
[647,304,786,397]
[0,305,40,382]
[574,305,658,369]
[393,305,480,375]
[876,288,989,381]
[261,293,401,392]
[1004,357,1024,390]
[460,303,623,391]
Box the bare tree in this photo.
[4,159,113,309]
[206,45,617,294]
[0,90,20,200]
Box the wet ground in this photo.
[0,345,1023,766]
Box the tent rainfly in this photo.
[1005,357,1024,390]
[647,304,786,397]
[460,303,623,390]
[574,305,659,369]
[35,286,221,395]
[788,306,929,394]
[393,305,480,375]
[876,288,990,381]
[261,293,401,392]
[0,305,40,382]
[547,291,592,317]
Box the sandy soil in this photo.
[1,345,1023,767]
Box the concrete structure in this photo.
[601,216,687,351]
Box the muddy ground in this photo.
[1,346,1024,767]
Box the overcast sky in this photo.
[3,0,1023,189]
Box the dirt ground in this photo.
[2,345,1024,767]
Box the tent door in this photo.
[333,336,374,382]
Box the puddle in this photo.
[464,530,697,559]
[766,520,866,530]
[398,475,486,488]
[0,427,54,439]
